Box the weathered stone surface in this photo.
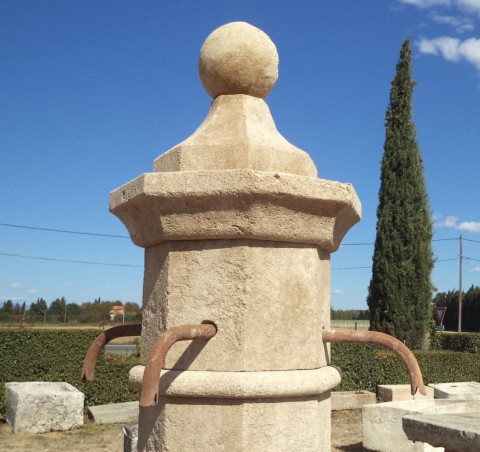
[138,394,331,452]
[403,411,480,451]
[429,381,480,400]
[152,96,317,176]
[5,382,84,433]
[110,170,360,251]
[331,390,376,410]
[124,423,139,452]
[363,399,480,452]
[129,365,342,398]
[88,401,138,424]
[141,240,329,371]
[377,384,434,403]
[199,22,278,99]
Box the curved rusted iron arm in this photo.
[81,323,142,381]
[140,323,217,407]
[322,329,427,396]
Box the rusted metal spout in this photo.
[140,323,217,407]
[81,323,142,381]
[322,329,427,396]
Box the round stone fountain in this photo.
[110,21,361,451]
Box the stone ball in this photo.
[199,22,279,99]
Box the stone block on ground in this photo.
[5,382,84,433]
[377,384,434,402]
[332,391,376,410]
[88,401,138,424]
[363,398,480,452]
[123,423,138,452]
[429,381,480,400]
[403,412,480,451]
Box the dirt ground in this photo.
[0,410,364,451]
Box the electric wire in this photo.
[0,222,129,239]
[0,252,142,268]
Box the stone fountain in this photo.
[82,21,426,451]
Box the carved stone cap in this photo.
[154,95,317,177]
[110,169,361,252]
[153,22,318,177]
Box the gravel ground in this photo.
[0,409,365,451]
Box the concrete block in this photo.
[429,381,480,400]
[5,382,84,433]
[88,401,138,424]
[377,384,434,402]
[331,391,376,410]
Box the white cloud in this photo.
[434,215,480,232]
[434,215,459,227]
[457,0,480,14]
[333,289,345,295]
[431,13,475,32]
[11,282,21,288]
[27,289,38,294]
[457,221,480,232]
[418,36,480,71]
[399,0,452,7]
[471,266,480,272]
[398,0,480,15]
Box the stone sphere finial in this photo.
[199,22,279,99]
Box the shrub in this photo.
[430,332,480,354]
[0,329,139,420]
[331,343,480,393]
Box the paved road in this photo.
[104,344,138,355]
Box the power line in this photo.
[432,238,460,242]
[341,237,459,246]
[332,266,371,270]
[0,252,142,268]
[0,222,129,239]
[465,238,480,244]
[465,256,480,262]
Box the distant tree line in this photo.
[0,297,141,324]
[434,285,480,332]
[331,309,370,321]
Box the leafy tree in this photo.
[2,300,13,313]
[48,297,67,321]
[367,38,434,349]
[30,298,47,315]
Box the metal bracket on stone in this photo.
[81,323,142,381]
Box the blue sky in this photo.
[1,0,479,310]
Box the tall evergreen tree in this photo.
[367,38,434,349]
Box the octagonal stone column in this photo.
[111,22,361,452]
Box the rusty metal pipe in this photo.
[81,323,142,381]
[140,323,217,407]
[322,329,427,396]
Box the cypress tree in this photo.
[367,38,434,349]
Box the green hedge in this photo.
[0,329,139,420]
[430,332,480,353]
[2,331,480,420]
[331,343,480,392]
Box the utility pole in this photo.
[458,234,463,333]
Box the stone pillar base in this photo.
[130,365,341,451]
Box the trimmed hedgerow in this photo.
[2,331,480,420]
[430,332,480,354]
[331,343,480,393]
[0,329,139,420]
